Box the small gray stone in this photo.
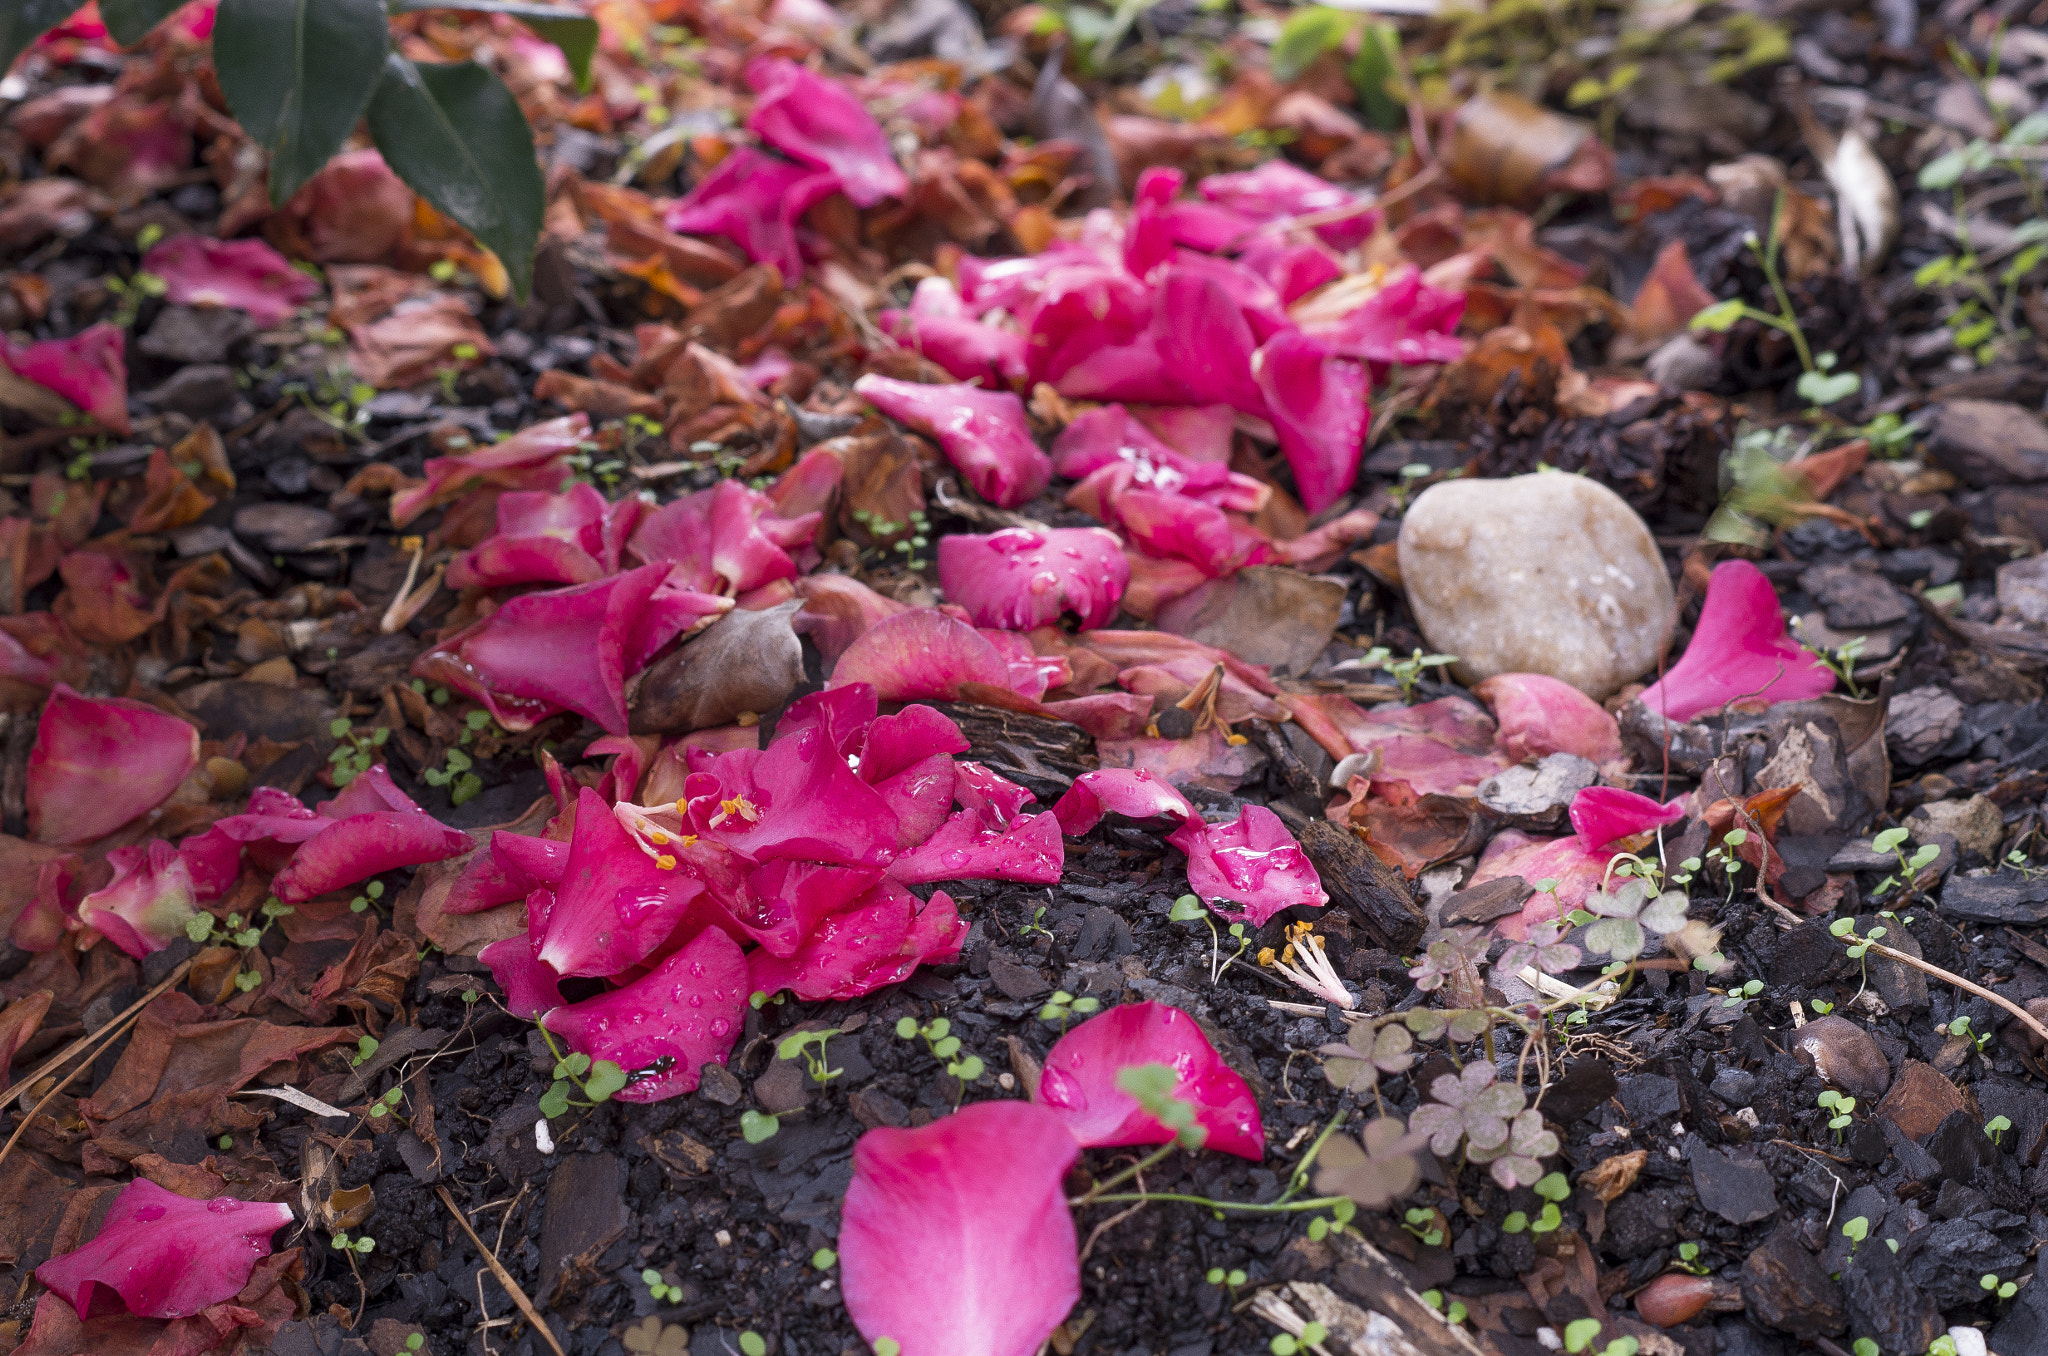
[1709,1067,1757,1106]
[1397,473,1675,700]
[144,363,239,419]
[1998,554,2048,628]
[234,503,340,553]
[1906,794,2004,863]
[1792,1015,1892,1100]
[1645,332,1721,390]
[1887,687,1963,766]
[1927,399,2048,487]
[1477,753,1597,824]
[1941,870,2048,925]
[1799,563,1913,629]
[1742,1223,1846,1338]
[169,524,234,558]
[138,305,252,364]
[1690,1144,1778,1224]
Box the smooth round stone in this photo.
[1396,473,1675,699]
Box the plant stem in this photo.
[1072,1141,1181,1205]
[1276,1110,1348,1206]
[1074,1191,1352,1213]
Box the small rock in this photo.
[234,503,340,554]
[1603,1188,1680,1259]
[1396,472,1675,700]
[144,363,240,420]
[1618,1072,1681,1127]
[1799,563,1913,629]
[752,1058,808,1114]
[1886,688,1964,766]
[1709,1068,1757,1106]
[1998,554,2048,628]
[1644,332,1720,389]
[1689,1145,1778,1224]
[1792,1015,1892,1100]
[1875,1060,1967,1140]
[988,952,1051,1001]
[697,1063,742,1106]
[1841,1225,1946,1356]
[1441,876,1533,928]
[265,456,312,496]
[138,305,252,364]
[1946,1328,1988,1356]
[1907,794,2005,864]
[1908,1215,2024,1307]
[1940,870,2048,925]
[1927,399,2048,487]
[170,524,235,558]
[1922,1108,1999,1185]
[849,1086,909,1129]
[1857,915,1929,1011]
[1741,1223,1846,1338]
[1477,753,1597,825]
[1754,720,1868,836]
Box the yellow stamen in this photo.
[655,854,676,870]
[649,830,669,845]
[1257,947,1277,967]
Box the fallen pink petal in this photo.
[27,683,198,845]
[142,234,318,326]
[1635,560,1839,722]
[35,1178,293,1319]
[1036,1001,1263,1159]
[543,925,750,1101]
[1569,785,1687,853]
[75,839,198,958]
[853,375,1052,509]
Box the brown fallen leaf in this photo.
[1579,1148,1647,1202]
[1446,91,1613,207]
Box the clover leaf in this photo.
[1318,1022,1416,1093]
[1498,918,1582,976]
[1408,1063,1524,1156]
[1583,881,1691,962]
[1408,927,1489,992]
[1467,1110,1560,1189]
[1313,1116,1429,1208]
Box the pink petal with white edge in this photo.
[937,527,1130,631]
[142,235,319,327]
[1569,785,1686,853]
[478,933,564,1019]
[1171,805,1328,926]
[840,1100,1081,1356]
[1635,560,1837,722]
[1052,767,1196,836]
[1474,672,1624,766]
[35,1178,293,1320]
[853,375,1052,509]
[1036,1001,1263,1159]
[829,607,1010,700]
[76,840,198,958]
[532,788,706,977]
[27,683,199,845]
[542,925,749,1101]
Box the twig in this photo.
[10,960,192,1111]
[436,1184,568,1356]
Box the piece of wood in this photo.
[1326,1232,1493,1356]
[934,701,1096,803]
[1297,819,1426,951]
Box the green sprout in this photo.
[1984,1273,2020,1300]
[1270,1322,1328,1355]
[1949,1015,1994,1054]
[1170,894,1252,983]
[1722,978,1764,1009]
[1674,1241,1709,1276]
[1420,1289,1468,1326]
[1986,1114,2013,1147]
[776,1028,844,1084]
[1870,827,1941,899]
[895,1016,984,1082]
[1817,1090,1857,1139]
[331,1230,376,1255]
[640,1267,686,1304]
[535,1027,629,1119]
[1039,989,1101,1030]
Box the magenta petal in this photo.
[746,881,964,1000]
[1474,673,1624,766]
[443,833,556,915]
[887,808,1065,885]
[478,933,564,1019]
[628,479,814,597]
[1237,236,1345,305]
[1151,269,1266,416]
[1635,560,1838,722]
[392,414,588,526]
[28,683,199,845]
[543,926,748,1101]
[1170,805,1328,925]
[734,859,885,957]
[35,1178,293,1320]
[1197,160,1376,250]
[1568,786,1687,853]
[533,788,706,977]
[872,752,959,850]
[937,527,1129,631]
[1053,768,1196,835]
[841,1100,1080,1356]
[1049,404,1265,511]
[684,723,900,867]
[1306,265,1467,367]
[853,375,1052,509]
[446,535,607,591]
[880,309,1030,389]
[142,235,319,327]
[830,607,1010,701]
[1253,330,1368,516]
[954,761,1033,821]
[861,702,970,779]
[76,840,198,959]
[1036,1001,1263,1159]
[744,57,907,207]
[5,323,129,434]
[270,810,472,904]
[664,147,839,281]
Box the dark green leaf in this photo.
[367,54,544,301]
[0,0,90,74]
[214,0,389,206]
[1271,5,1354,83]
[389,0,598,92]
[1345,22,1404,132]
[100,0,193,44]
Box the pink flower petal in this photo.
[270,801,472,905]
[478,932,564,1019]
[664,147,839,282]
[447,483,610,590]
[746,881,964,1000]
[682,719,901,868]
[1049,404,1266,512]
[443,831,568,915]
[830,607,1011,701]
[391,414,588,527]
[1237,235,1345,305]
[1152,268,1266,415]
[76,840,197,958]
[1471,831,1612,935]
[937,527,1129,631]
[1253,330,1368,516]
[853,375,1051,509]
[531,788,706,977]
[542,925,749,1101]
[1071,467,1270,578]
[1569,785,1686,853]
[1197,160,1377,250]
[5,323,129,434]
[794,574,910,664]
[627,478,816,597]
[28,684,198,845]
[1301,265,1467,368]
[1052,767,1196,836]
[744,58,907,208]
[1170,804,1328,925]
[1036,1001,1263,1159]
[880,309,1029,389]
[35,1178,292,1320]
[887,808,1064,884]
[840,1100,1081,1356]
[142,235,318,327]
[1635,560,1838,722]
[1473,672,1625,766]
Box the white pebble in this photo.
[1947,1328,1986,1356]
[535,1119,554,1154]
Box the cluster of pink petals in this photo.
[936,527,1129,631]
[141,234,318,326]
[1050,404,1267,513]
[446,481,635,591]
[665,59,906,277]
[1287,692,1509,799]
[1472,673,1624,766]
[1636,560,1838,722]
[462,686,1063,1097]
[854,375,1053,509]
[1053,768,1326,925]
[391,414,592,526]
[841,1002,1261,1356]
[1476,784,1690,935]
[626,476,822,599]
[36,1179,292,1321]
[4,323,129,434]
[1297,265,1469,370]
[27,684,198,845]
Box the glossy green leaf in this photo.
[214,0,389,206]
[1271,5,1354,82]
[0,0,92,74]
[100,0,192,44]
[389,0,598,92]
[1345,21,1403,132]
[367,54,544,301]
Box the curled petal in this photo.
[664,148,837,281]
[392,414,588,527]
[1474,672,1624,766]
[887,809,1065,885]
[270,807,471,904]
[34,1178,293,1320]
[1635,560,1837,722]
[682,723,900,868]
[840,1101,1081,1356]
[1052,768,1196,836]
[1049,404,1266,511]
[853,375,1051,509]
[532,788,706,977]
[76,840,198,958]
[627,478,816,598]
[830,607,1010,701]
[142,235,318,327]
[1035,1001,1263,1159]
[744,58,907,207]
[543,925,749,1101]
[746,882,964,1000]
[1569,786,1686,853]
[478,932,564,1020]
[1198,159,1377,249]
[937,528,1129,631]
[5,323,129,434]
[1170,804,1328,926]
[1252,330,1367,517]
[28,684,199,845]
[879,309,1028,389]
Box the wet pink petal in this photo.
[888,808,1064,884]
[35,1178,293,1320]
[1052,767,1196,836]
[478,933,564,1019]
[1569,786,1686,853]
[28,683,199,845]
[1636,560,1838,722]
[664,146,840,282]
[1152,269,1266,416]
[1170,805,1328,926]
[447,484,609,591]
[840,1100,1080,1356]
[627,478,817,597]
[1049,404,1266,512]
[392,414,590,527]
[1471,831,1612,935]
[1036,1001,1263,1159]
[682,720,900,868]
[1072,468,1271,578]
[830,607,1010,701]
[981,628,1067,700]
[861,700,970,776]
[793,574,909,663]
[75,840,197,959]
[1474,673,1624,766]
[270,802,472,905]
[1237,235,1345,305]
[1302,266,1468,368]
[532,789,707,977]
[747,881,964,1000]
[880,305,1030,389]
[141,235,318,327]
[443,830,570,915]
[937,528,1129,632]
[543,925,749,1101]
[853,375,1052,509]
[1253,330,1367,517]
[1040,693,1153,740]
[744,57,908,208]
[718,858,886,958]
[5,323,129,434]
[1197,160,1378,250]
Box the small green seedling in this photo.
[1270,1322,1328,1355]
[873,1342,901,1356]
[1852,1340,1879,1356]
[1118,1063,1208,1149]
[1810,999,1835,1014]
[1984,1272,2020,1300]
[405,1337,424,1354]
[1206,1266,1249,1294]
[1019,906,1054,940]
[640,1268,685,1304]
[1400,1206,1442,1246]
[1817,1090,1857,1136]
[776,1028,844,1084]
[1307,1198,1358,1242]
[738,1334,767,1356]
[331,1231,375,1255]
[1170,893,1252,983]
[739,1109,781,1144]
[1723,978,1763,1008]
[812,1249,837,1270]
[537,1038,630,1120]
[1420,1289,1469,1326]
[895,1015,984,1081]
[1949,1015,1994,1054]
[1987,1114,2013,1147]
[1674,1241,1709,1275]
[366,1086,405,1121]
[1870,827,1941,898]
[1039,990,1101,1030]
[1841,1215,1870,1246]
